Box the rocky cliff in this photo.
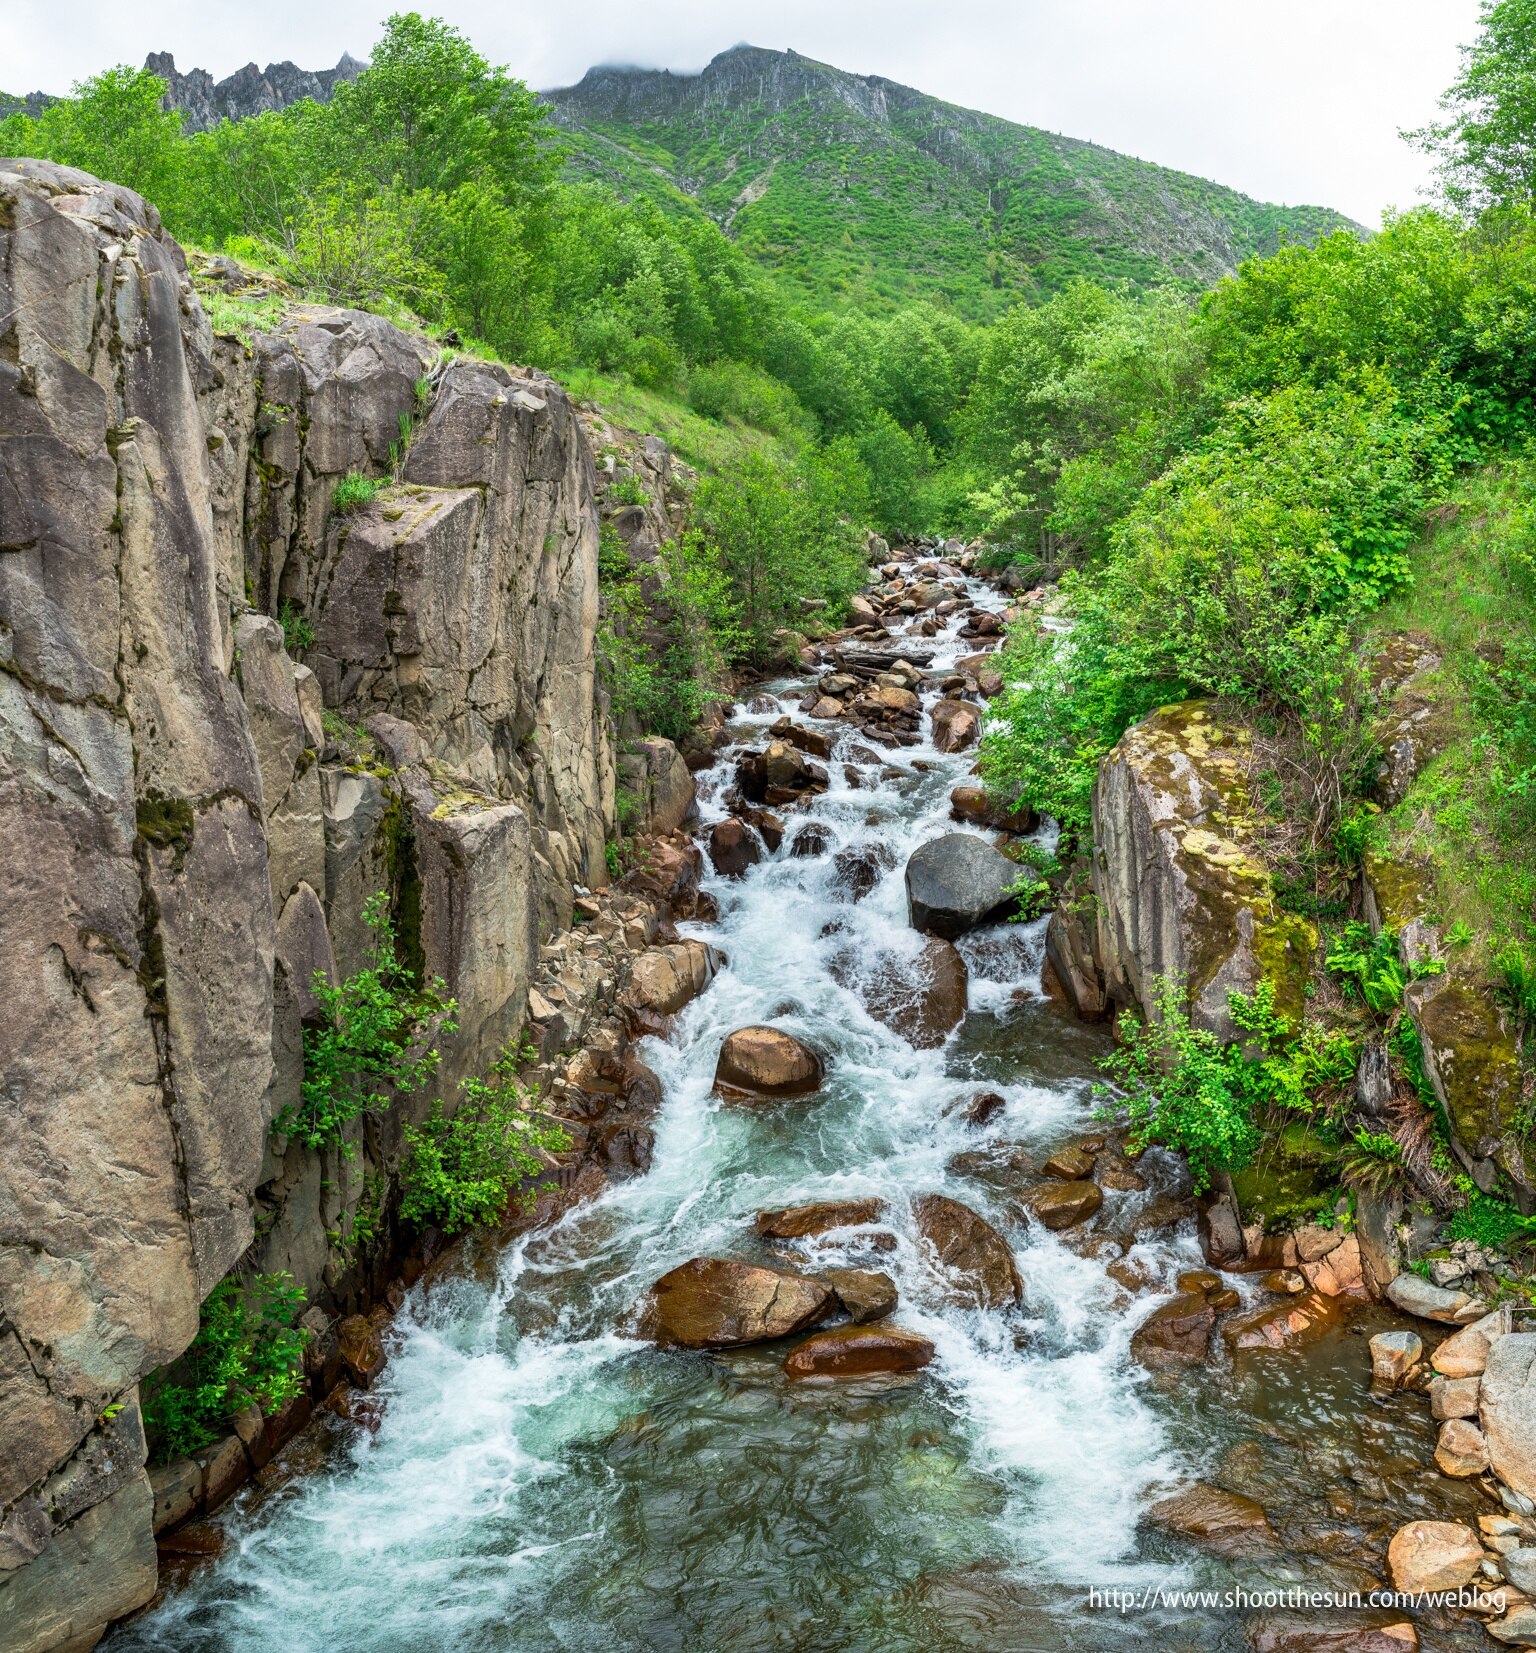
[144,52,362,133]
[0,159,621,1648]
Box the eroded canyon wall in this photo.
[0,160,615,1649]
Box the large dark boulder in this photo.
[783,1324,934,1379]
[913,1194,1022,1310]
[904,834,1018,939]
[830,935,968,1049]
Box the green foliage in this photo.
[278,894,456,1151]
[332,472,386,515]
[277,599,316,654]
[1098,976,1358,1192]
[1337,1128,1410,1198]
[1447,1190,1536,1248]
[597,524,741,741]
[689,446,867,664]
[1325,923,1410,1013]
[142,1273,309,1463]
[1410,0,1536,215]
[399,1046,570,1234]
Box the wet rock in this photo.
[1430,1375,1481,1420]
[912,1194,1023,1310]
[1369,1331,1422,1388]
[1432,1306,1508,1377]
[1147,1484,1274,1548]
[1386,1274,1486,1324]
[1222,1291,1338,1352]
[1026,1180,1103,1231]
[962,1092,1007,1128]
[783,1324,934,1379]
[756,1200,884,1241]
[337,1314,386,1388]
[626,940,722,1017]
[949,786,1038,836]
[708,818,761,877]
[931,700,981,753]
[770,718,833,761]
[1107,1255,1158,1293]
[732,805,784,852]
[833,936,968,1049]
[1482,1334,1536,1501]
[1262,1269,1307,1295]
[1246,1616,1418,1651]
[1094,1152,1148,1193]
[789,823,831,858]
[1435,1418,1491,1478]
[1131,1293,1215,1369]
[822,1269,897,1324]
[1042,1146,1096,1181]
[904,834,1018,940]
[714,1027,825,1100]
[594,1122,654,1181]
[809,697,844,720]
[1387,1519,1484,1592]
[833,843,894,901]
[643,1258,836,1349]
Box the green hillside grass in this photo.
[549,48,1357,319]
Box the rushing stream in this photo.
[114,567,1474,1653]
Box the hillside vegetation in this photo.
[548,46,1356,318]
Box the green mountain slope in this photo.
[546,45,1360,318]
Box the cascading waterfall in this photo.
[112,566,1449,1653]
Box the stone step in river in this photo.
[112,557,1483,1653]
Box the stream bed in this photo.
[112,570,1480,1653]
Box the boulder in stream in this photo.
[713,1026,825,1100]
[1130,1292,1215,1369]
[708,818,761,877]
[783,1324,933,1380]
[930,700,980,753]
[830,935,968,1049]
[904,834,1018,940]
[912,1193,1022,1310]
[756,1199,884,1241]
[822,1269,897,1324]
[1386,1273,1486,1324]
[1025,1180,1103,1231]
[642,1258,836,1349]
[1386,1519,1483,1592]
[1146,1483,1274,1550]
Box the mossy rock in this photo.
[1231,1125,1338,1231]
[1407,973,1524,1164]
[1362,849,1436,934]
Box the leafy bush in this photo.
[1324,923,1410,1013]
[277,598,316,654]
[1447,1190,1536,1249]
[399,1047,570,1234]
[143,1273,310,1463]
[277,894,456,1151]
[1337,1128,1410,1197]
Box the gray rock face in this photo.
[143,50,363,133]
[904,834,1017,939]
[0,163,623,1642]
[0,157,276,1642]
[1089,701,1312,1040]
[1482,1334,1536,1502]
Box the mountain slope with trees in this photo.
[546,44,1359,317]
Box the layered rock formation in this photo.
[144,51,363,133]
[0,160,621,1648]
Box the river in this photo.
[112,561,1470,1653]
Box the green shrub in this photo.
[1324,922,1410,1013]
[277,894,456,1151]
[277,598,316,654]
[142,1272,310,1463]
[331,472,386,515]
[1447,1190,1536,1250]
[399,1047,570,1234]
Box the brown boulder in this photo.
[337,1314,387,1389]
[771,718,833,760]
[931,700,981,753]
[913,1194,1023,1310]
[833,843,894,901]
[783,1324,934,1379]
[949,786,1037,836]
[714,1026,824,1100]
[1386,1520,1483,1592]
[1147,1483,1274,1548]
[643,1258,835,1349]
[1042,1146,1096,1181]
[1130,1293,1215,1369]
[834,936,968,1049]
[962,1091,1007,1128]
[1222,1291,1338,1352]
[708,818,761,877]
[756,1199,884,1241]
[1027,1180,1103,1231]
[1247,1617,1418,1653]
[822,1268,898,1324]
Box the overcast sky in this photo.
[6,0,1482,226]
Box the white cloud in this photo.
[4,0,1483,226]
